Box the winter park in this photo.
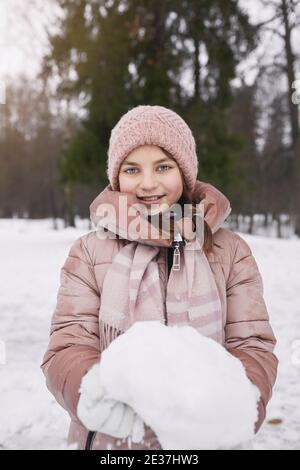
[1,0,300,452]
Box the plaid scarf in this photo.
[90,183,226,353]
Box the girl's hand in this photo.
[77,362,143,439]
[91,400,141,439]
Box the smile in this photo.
[137,195,165,203]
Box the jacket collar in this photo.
[89,180,231,247]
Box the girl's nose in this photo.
[140,172,159,190]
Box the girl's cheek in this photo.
[163,174,182,193]
[119,176,136,193]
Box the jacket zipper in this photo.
[172,243,180,270]
[172,233,184,271]
[163,249,168,326]
[163,234,184,326]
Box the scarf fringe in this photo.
[99,319,124,352]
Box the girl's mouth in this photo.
[137,195,165,204]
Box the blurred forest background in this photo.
[0,0,299,236]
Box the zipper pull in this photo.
[172,243,180,270]
[172,233,183,271]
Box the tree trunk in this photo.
[231,213,239,231]
[193,38,201,100]
[49,186,59,230]
[248,213,254,235]
[63,183,75,228]
[275,213,282,238]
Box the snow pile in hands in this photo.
[96,321,260,449]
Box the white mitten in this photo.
[77,362,142,439]
[94,400,140,439]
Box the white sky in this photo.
[0,0,299,88]
[0,0,59,80]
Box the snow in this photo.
[0,218,299,450]
[95,321,260,450]
[0,218,87,450]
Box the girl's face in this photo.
[119,145,183,214]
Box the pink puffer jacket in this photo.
[41,181,278,450]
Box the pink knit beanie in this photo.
[106,105,198,192]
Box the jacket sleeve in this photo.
[40,235,101,425]
[224,233,278,433]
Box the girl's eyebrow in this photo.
[122,157,172,166]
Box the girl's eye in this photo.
[124,168,138,174]
[158,165,171,171]
[124,165,172,175]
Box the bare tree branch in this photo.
[262,26,286,37]
[253,13,281,29]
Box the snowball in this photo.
[99,321,260,449]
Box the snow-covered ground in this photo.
[0,218,299,450]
